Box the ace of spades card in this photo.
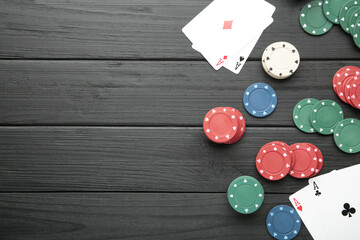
[308,165,360,240]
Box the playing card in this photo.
[223,31,263,74]
[289,185,327,240]
[182,0,275,70]
[191,18,272,72]
[309,165,360,240]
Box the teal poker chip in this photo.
[323,0,349,24]
[300,1,333,35]
[266,205,302,240]
[293,98,319,133]
[334,118,360,154]
[353,18,360,47]
[309,99,344,135]
[349,7,360,34]
[339,1,360,33]
[227,176,264,214]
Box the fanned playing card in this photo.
[308,165,360,240]
[289,185,327,240]
[182,0,275,70]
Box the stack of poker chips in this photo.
[333,66,360,109]
[255,141,324,180]
[202,107,246,144]
[261,42,300,80]
[293,98,360,154]
[292,98,344,134]
[299,0,360,48]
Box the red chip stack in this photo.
[333,66,360,109]
[256,141,323,181]
[203,107,246,144]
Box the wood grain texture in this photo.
[0,193,312,240]
[1,60,360,126]
[0,126,356,193]
[0,0,359,59]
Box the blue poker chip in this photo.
[243,83,277,118]
[266,205,301,240]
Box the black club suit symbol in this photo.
[342,203,356,218]
[315,190,321,196]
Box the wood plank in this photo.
[0,126,356,193]
[0,0,359,59]
[1,60,359,126]
[0,192,312,240]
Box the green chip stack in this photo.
[299,0,360,48]
[293,98,360,154]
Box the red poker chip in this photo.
[264,141,294,168]
[344,76,358,108]
[256,144,291,180]
[333,66,350,94]
[305,143,324,177]
[203,107,239,144]
[225,107,246,144]
[289,143,318,178]
[350,77,360,109]
[335,67,360,103]
[333,66,360,94]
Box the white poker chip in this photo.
[261,49,281,79]
[262,42,300,79]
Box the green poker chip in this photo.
[349,8,360,34]
[310,99,344,135]
[353,18,360,47]
[323,0,348,24]
[334,118,360,154]
[227,176,264,214]
[339,1,360,33]
[300,1,333,35]
[293,98,319,133]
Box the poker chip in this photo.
[305,143,324,177]
[255,144,291,180]
[264,141,294,168]
[266,205,301,240]
[226,107,246,144]
[292,98,319,133]
[334,66,360,103]
[203,107,245,144]
[344,76,358,107]
[243,83,277,117]
[332,66,353,93]
[309,100,344,135]
[262,42,300,79]
[300,1,333,35]
[323,0,346,24]
[289,143,318,178]
[334,118,360,154]
[353,18,360,47]
[299,1,360,48]
[227,176,264,214]
[257,141,323,180]
[349,76,360,108]
[339,0,359,33]
[349,8,360,34]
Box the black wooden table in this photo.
[1,1,359,239]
